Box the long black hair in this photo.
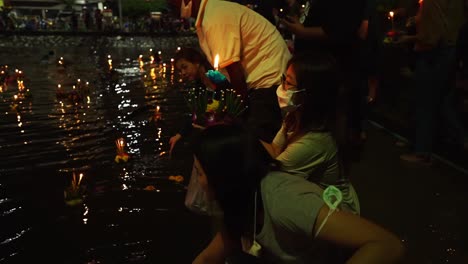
[283,52,341,145]
[193,124,279,238]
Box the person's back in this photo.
[274,129,338,183]
[195,0,290,143]
[196,0,290,90]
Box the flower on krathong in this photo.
[184,87,246,128]
[115,153,130,163]
[169,175,184,183]
[206,99,220,112]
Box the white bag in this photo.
[185,163,223,216]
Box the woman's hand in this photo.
[192,123,206,130]
[169,133,182,155]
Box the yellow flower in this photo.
[206,99,220,112]
[144,185,156,191]
[169,175,184,183]
[115,153,130,163]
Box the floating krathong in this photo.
[115,137,130,163]
[64,172,85,206]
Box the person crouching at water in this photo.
[191,124,404,263]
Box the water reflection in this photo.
[0,45,210,263]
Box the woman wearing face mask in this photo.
[262,52,360,214]
[192,124,404,263]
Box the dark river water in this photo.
[0,37,211,263]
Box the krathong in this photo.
[115,137,130,163]
[64,172,85,206]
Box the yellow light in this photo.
[214,54,219,71]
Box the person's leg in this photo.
[401,48,454,162]
[400,51,435,162]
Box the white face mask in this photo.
[180,0,192,18]
[276,84,305,111]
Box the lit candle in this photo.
[116,137,126,154]
[154,105,162,120]
[139,55,144,68]
[78,173,84,186]
[177,47,181,51]
[205,54,227,84]
[107,55,112,69]
[214,54,219,71]
[389,11,395,31]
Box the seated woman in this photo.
[262,53,360,214]
[169,47,229,154]
[191,124,404,263]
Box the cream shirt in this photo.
[195,0,291,89]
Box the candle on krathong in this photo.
[150,68,156,80]
[114,137,130,162]
[154,105,162,121]
[56,84,63,98]
[214,54,219,71]
[64,172,85,206]
[138,54,144,68]
[389,11,395,31]
[17,79,25,92]
[206,54,227,84]
[116,137,126,154]
[107,55,113,69]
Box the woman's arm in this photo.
[193,229,239,264]
[314,206,405,264]
[260,140,282,158]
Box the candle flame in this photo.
[214,54,219,70]
[78,173,83,186]
[389,11,394,18]
[116,138,126,154]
